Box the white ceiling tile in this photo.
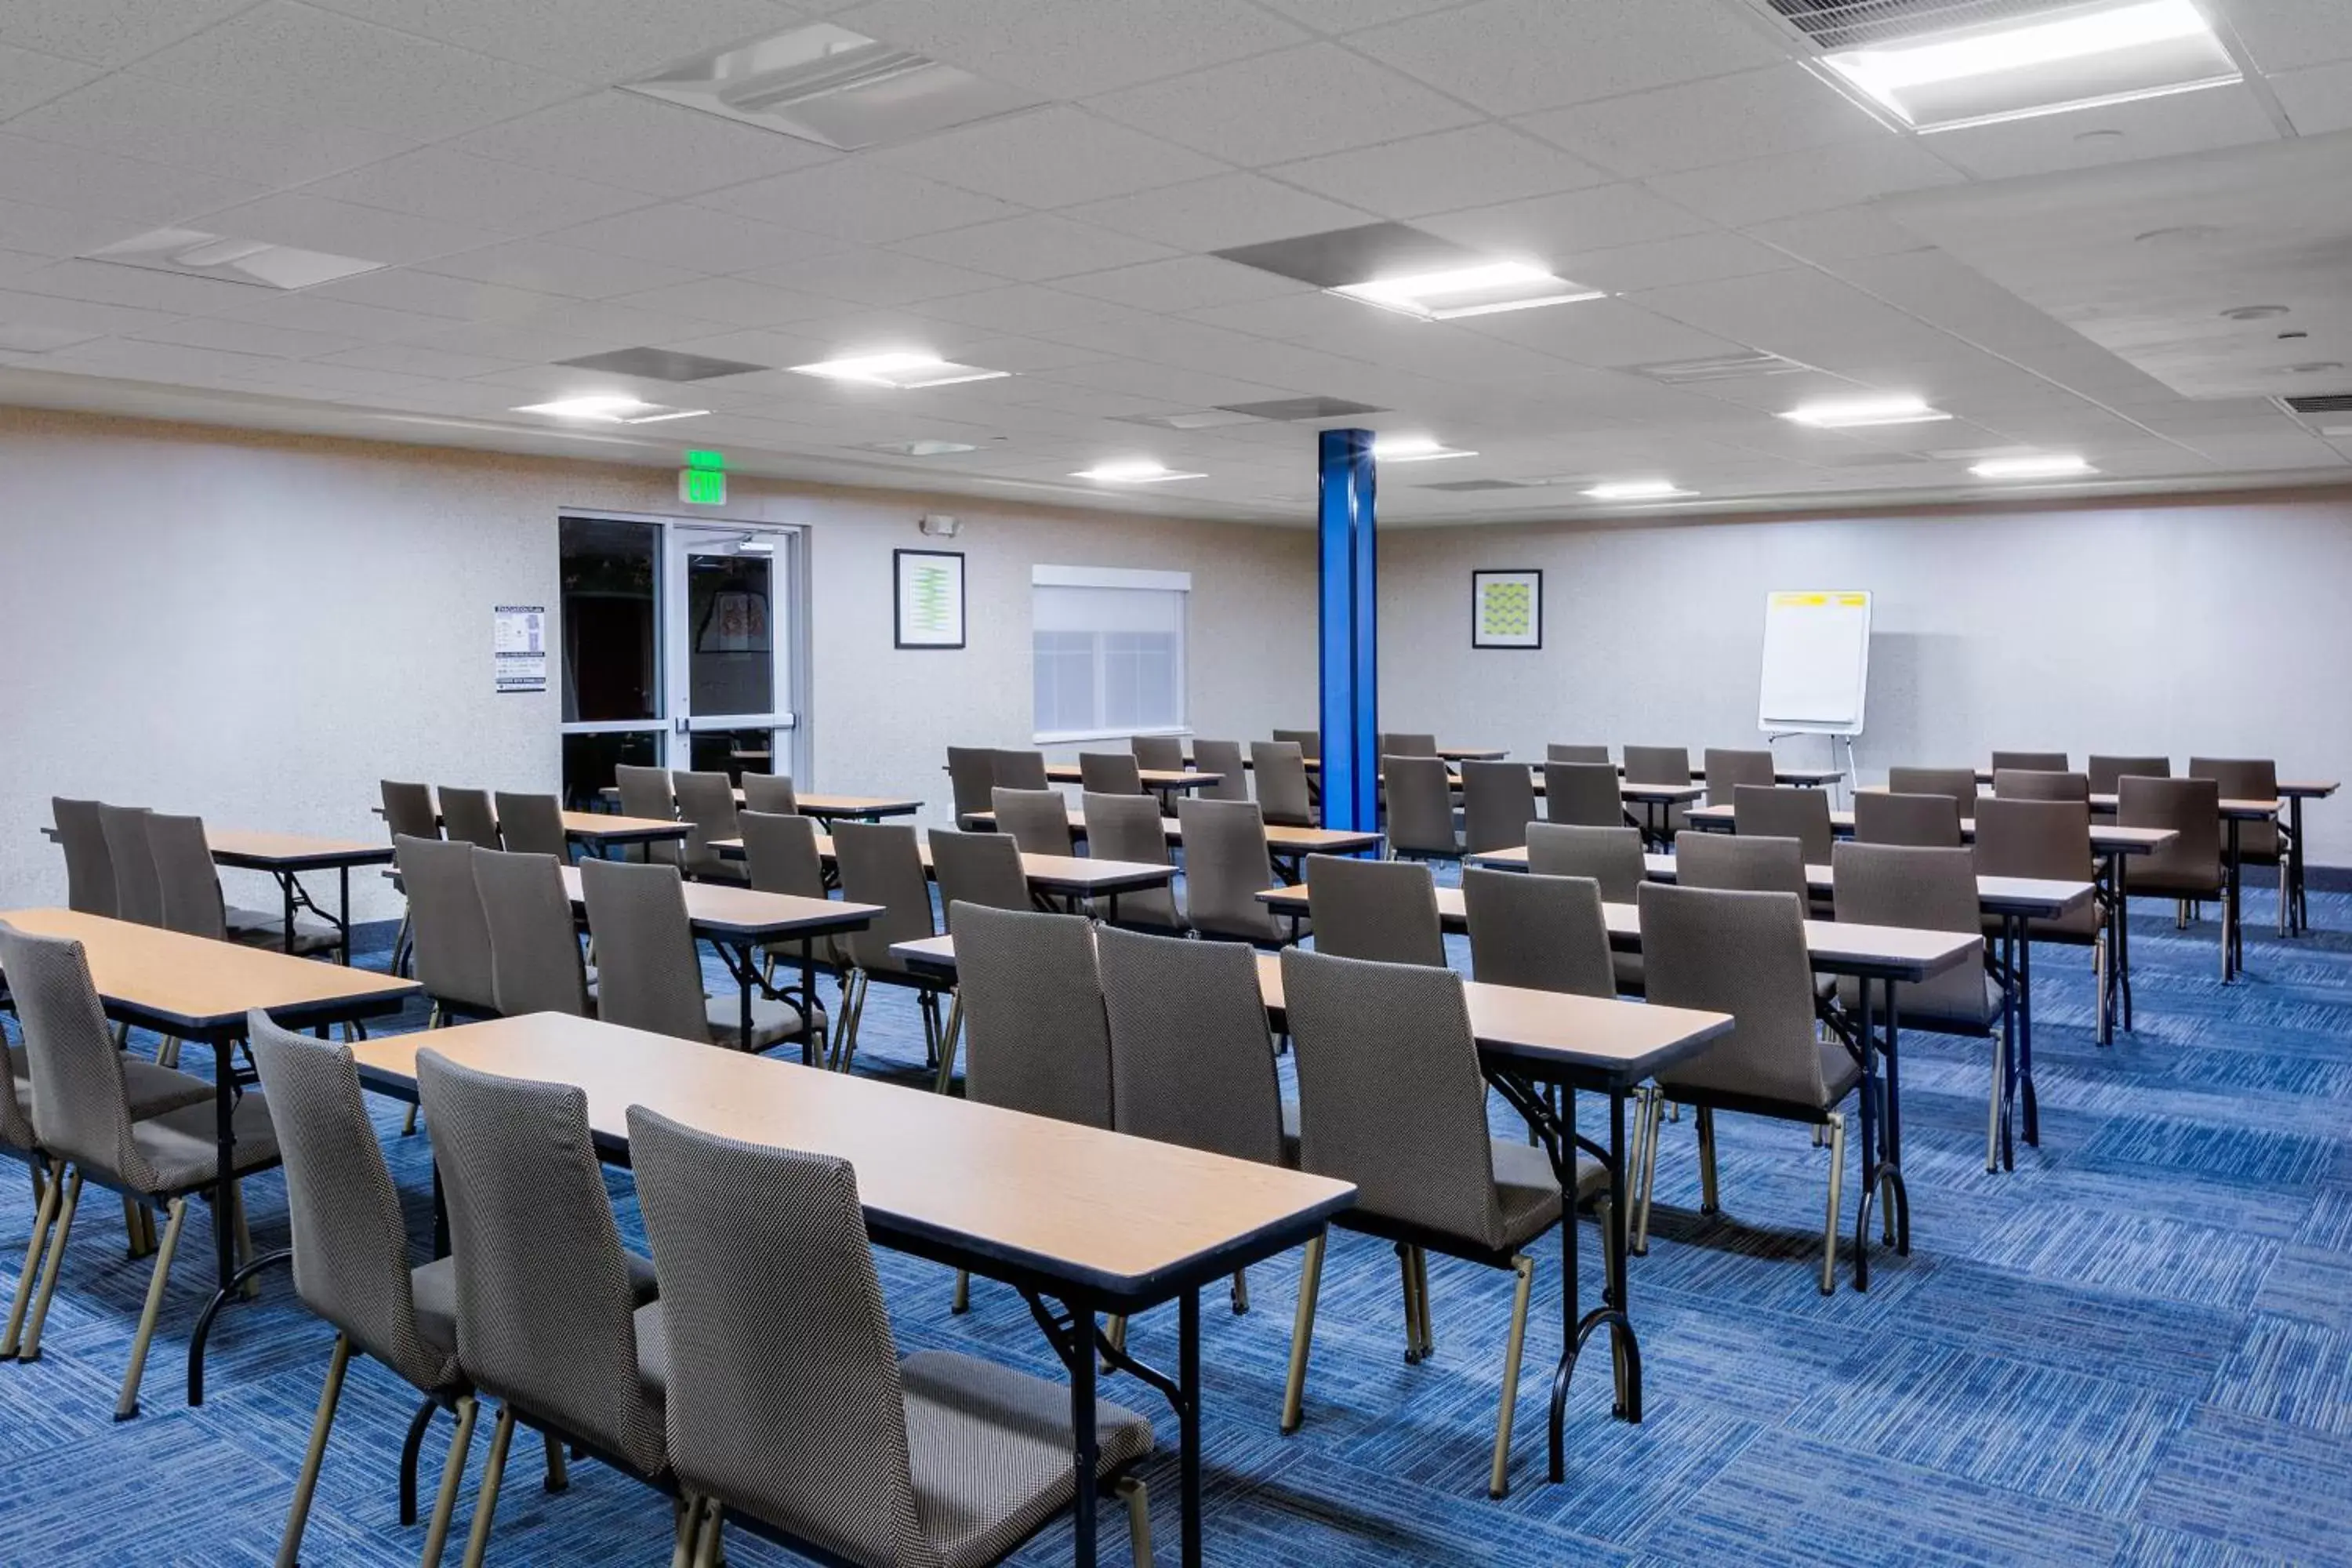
[2,73,416,188]
[1264,123,1610,218]
[305,148,648,238]
[201,291,454,343]
[2224,0,2352,71]
[0,245,49,281]
[398,320,631,365]
[448,91,838,199]
[2260,60,2352,136]
[1515,65,1886,180]
[35,336,279,383]
[0,130,262,223]
[1460,297,1751,368]
[0,39,97,116]
[5,255,263,314]
[694,159,1024,243]
[1250,0,1473,31]
[1740,204,1930,265]
[941,334,1112,373]
[0,193,137,256]
[1083,43,1479,165]
[126,315,365,359]
[646,328,830,365]
[1420,182,1715,260]
[1062,172,1372,252]
[831,0,1308,96]
[1056,256,1313,313]
[0,284,180,336]
[312,342,529,379]
[549,203,848,272]
[303,267,572,323]
[1647,138,1967,228]
[183,192,500,267]
[418,240,706,300]
[1928,85,2279,181]
[301,0,795,82]
[1561,230,1798,295]
[1348,0,1784,117]
[604,276,841,328]
[891,213,1176,281]
[735,246,997,305]
[909,285,1142,334]
[0,0,256,69]
[128,2,580,140]
[227,360,441,398]
[870,105,1227,209]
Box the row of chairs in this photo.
[50,797,336,954]
[613,764,805,885]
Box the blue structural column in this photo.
[1317,427,1378,832]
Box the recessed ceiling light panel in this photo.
[1779,394,1953,428]
[789,352,1011,389]
[86,227,384,290]
[512,394,710,424]
[1328,260,1603,321]
[1583,479,1694,499]
[860,438,980,456]
[1971,453,2096,478]
[1071,460,1206,484]
[1374,435,1478,463]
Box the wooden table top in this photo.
[204,829,396,870]
[1866,785,2280,821]
[962,809,1384,857]
[0,908,418,1038]
[556,866,878,942]
[1042,764,1221,789]
[560,810,691,843]
[1616,782,1709,804]
[1467,848,2094,920]
[1969,769,2339,798]
[1681,803,2178,854]
[349,1011,1353,1299]
[720,835,1178,897]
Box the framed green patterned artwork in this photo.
[894,548,966,649]
[1472,569,1542,649]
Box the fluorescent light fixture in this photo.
[1972,453,2096,478]
[1582,480,1694,500]
[734,535,776,555]
[1374,435,1478,463]
[1070,459,1206,484]
[1328,260,1603,321]
[1820,0,2239,133]
[862,438,980,456]
[789,351,1010,389]
[86,227,385,290]
[1779,394,1952,429]
[511,394,710,424]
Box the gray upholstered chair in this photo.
[1277,946,1601,1497]
[396,834,501,1027]
[1622,745,1694,834]
[578,858,811,1053]
[0,920,279,1416]
[2121,775,2225,961]
[1702,748,1776,807]
[1992,770,2089,802]
[614,765,679,866]
[945,747,998,830]
[437,788,503,851]
[738,773,798,815]
[97,804,164,927]
[1461,760,1537,856]
[1886,767,1979,817]
[928,829,1032,931]
[148,811,337,954]
[1175,799,1294,946]
[1546,744,1610,764]
[50,798,117,918]
[381,781,441,844]
[413,1049,667,1566]
[991,787,1075,858]
[1542,762,1627,829]
[624,1105,1155,1568]
[1632,883,1857,1294]
[1384,755,1459,859]
[826,822,946,1077]
[1379,731,1439,760]
[951,904,1114,1131]
[1081,793,1183,931]
[2190,757,2285,933]
[1526,823,1645,996]
[1971,797,2105,1031]
[1853,791,1962,848]
[1463,869,1614,998]
[1131,735,1185,773]
[2087,754,2169,796]
[1191,739,1250,802]
[672,771,750,886]
[472,848,591,1020]
[1676,831,1808,898]
[736,811,829,903]
[1271,728,1320,760]
[244,1014,479,1568]
[1991,750,2067,775]
[991,750,1051,792]
[1731,785,1834,866]
[1303,854,1443,967]
[1249,742,1315,828]
[491,792,568,858]
[1079,752,1144,796]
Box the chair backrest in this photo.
[1280,947,1506,1247]
[1992,769,2089,803]
[97,804,162,927]
[1547,744,1610,764]
[1639,882,1830,1105]
[415,1048,663,1477]
[473,848,590,1019]
[614,765,679,866]
[736,811,829,902]
[245,1012,456,1392]
[738,773,799,815]
[1271,728,1321,760]
[0,920,145,1184]
[1078,752,1143,795]
[1853,790,1962,847]
[1676,830,1808,898]
[926,829,1030,932]
[1703,748,1777,806]
[1248,741,1314,827]
[990,749,1050,792]
[380,781,440,844]
[394,834,499,1016]
[577,858,710,1043]
[2119,775,2223,887]
[1886,767,1979,815]
[1525,822,1644,901]
[492,791,568,858]
[989,787,1073,857]
[1080,792,1180,927]
[623,1105,921,1565]
[1830,842,1987,1020]
[147,811,227,941]
[50,798,118,920]
[1383,754,1458,857]
[943,747,998,826]
[1381,732,1439,761]
[1991,750,2068,775]
[2087,754,2169,795]
[1462,868,1613,997]
[1131,735,1185,773]
[949,904,1112,1128]
[1732,784,1834,865]
[671,771,743,880]
[1191,739,1251,801]
[1622,745,1691,785]
[2188,757,2279,858]
[437,787,502,851]
[1542,761,1625,828]
[1304,854,1444,966]
[827,822,935,972]
[1175,798,1283,942]
[1096,924,1283,1166]
[1460,760,1537,855]
[1972,797,2094,882]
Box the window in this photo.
[1032,566,1188,741]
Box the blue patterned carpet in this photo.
[5,879,2351,1566]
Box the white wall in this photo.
[1379,492,2352,866]
[0,407,1316,920]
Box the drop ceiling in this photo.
[0,0,2345,527]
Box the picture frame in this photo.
[1471,568,1543,649]
[894,548,966,650]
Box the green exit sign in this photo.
[679,466,726,506]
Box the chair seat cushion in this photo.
[226,907,342,955]
[1610,949,1645,997]
[1835,971,2002,1035]
[1820,1038,1863,1106]
[706,994,818,1051]
[633,1299,666,1406]
[900,1348,1155,1568]
[1491,1138,1605,1249]
[124,1091,281,1193]
[9,1049,216,1137]
[1279,1097,1301,1167]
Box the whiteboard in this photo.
[1758,590,1871,735]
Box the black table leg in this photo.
[1996,918,2016,1173]
[184,1033,240,1409]
[2225,817,2244,981]
[280,872,297,956]
[2115,851,2134,1031]
[1070,1304,1099,1568]
[1882,984,1909,1255]
[1853,978,1878,1292]
[800,937,818,1069]
[2020,935,2038,1146]
[338,866,351,966]
[1179,1287,1202,1568]
[2288,796,2307,935]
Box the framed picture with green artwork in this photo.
[1472,568,1542,649]
[894,549,966,649]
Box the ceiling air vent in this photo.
[557,348,768,382]
[1420,478,1544,492]
[1751,0,2082,51]
[1111,409,1268,430]
[1630,350,1817,384]
[2275,393,2352,417]
[85,228,383,289]
[1214,397,1388,422]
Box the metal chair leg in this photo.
[232,1182,259,1298]
[117,1196,188,1419]
[1100,1313,1127,1374]
[541,1428,568,1493]
[931,989,964,1095]
[1634,1088,1663,1255]
[275,1334,351,1568]
[1279,1232,1326,1435]
[1230,1267,1249,1316]
[419,1395,480,1568]
[459,1403,517,1568]
[951,1269,969,1315]
[690,1499,724,1568]
[1396,1243,1422,1364]
[1819,1113,1846,1298]
[670,1497,704,1568]
[20,1167,84,1360]
[1984,1031,2005,1174]
[1412,1247,1434,1359]
[1697,1106,1719,1215]
[1488,1254,1535,1500]
[2,1158,64,1358]
[1118,1475,1155,1566]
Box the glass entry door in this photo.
[664,528,794,779]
